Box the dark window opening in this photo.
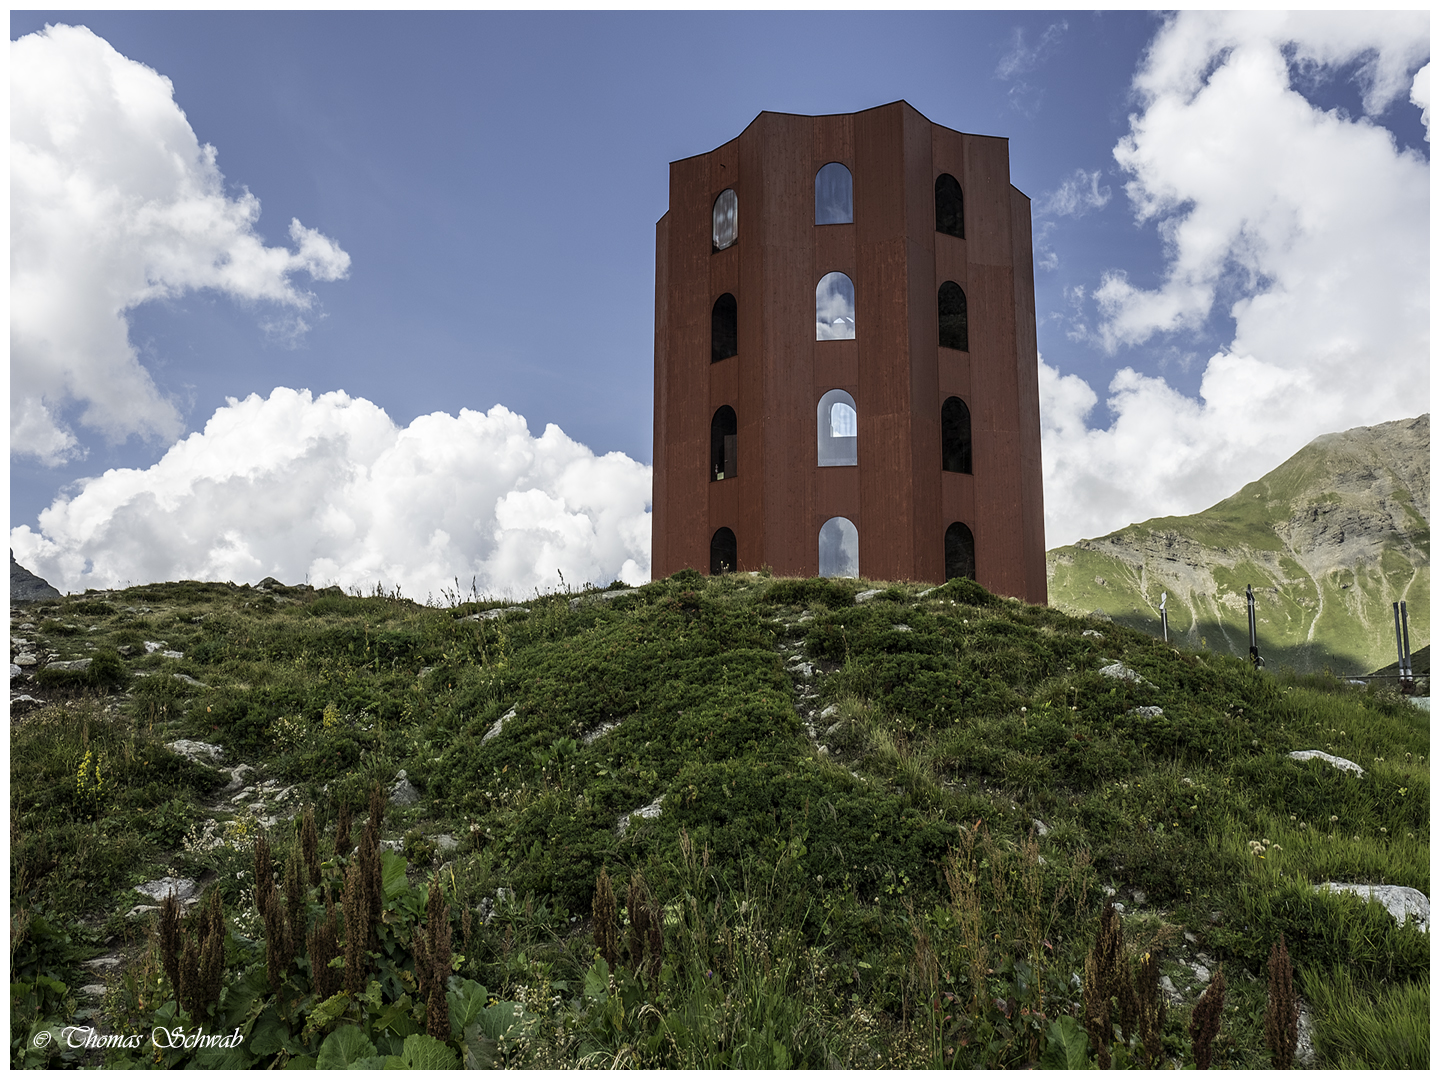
[815,162,853,225]
[938,281,969,352]
[712,189,737,251]
[710,527,737,575]
[945,522,975,581]
[941,396,972,474]
[935,174,964,239]
[711,405,737,481]
[712,293,737,363]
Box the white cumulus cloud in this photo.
[10,24,351,464]
[1042,11,1429,546]
[9,389,653,600]
[1038,169,1111,218]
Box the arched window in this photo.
[712,293,737,363]
[819,517,860,579]
[710,527,737,575]
[938,281,969,352]
[816,389,857,467]
[935,174,964,239]
[941,397,972,474]
[945,522,975,581]
[815,162,853,225]
[711,405,737,481]
[816,272,855,340]
[712,189,737,252]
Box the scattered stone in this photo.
[166,739,225,763]
[1082,629,1104,638]
[127,905,161,919]
[1132,889,1146,905]
[45,658,92,672]
[825,721,845,738]
[10,694,44,711]
[82,956,123,972]
[1296,999,1317,1067]
[1102,886,1116,897]
[796,611,814,624]
[855,589,883,603]
[819,704,839,720]
[892,624,912,633]
[134,877,199,903]
[1318,883,1429,932]
[417,667,433,679]
[13,652,38,667]
[1128,706,1164,718]
[1289,750,1364,777]
[1159,975,1181,1003]
[569,588,640,611]
[1184,931,1198,945]
[379,839,405,853]
[1190,960,1210,982]
[583,720,617,745]
[787,660,815,678]
[482,706,517,745]
[1099,662,1145,683]
[79,983,108,998]
[1112,902,1126,914]
[617,796,663,836]
[172,673,208,688]
[160,649,184,660]
[1032,818,1051,837]
[464,607,530,621]
[917,586,937,597]
[433,834,459,853]
[390,770,420,807]
[143,641,167,654]
[219,764,254,794]
[10,663,21,678]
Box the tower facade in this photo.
[652,101,1046,603]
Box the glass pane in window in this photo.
[817,389,858,466]
[816,272,855,340]
[815,162,853,225]
[819,517,860,578]
[712,189,737,251]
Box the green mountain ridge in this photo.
[1046,415,1429,674]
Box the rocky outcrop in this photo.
[11,551,61,601]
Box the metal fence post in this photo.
[1160,591,1168,644]
[1246,585,1263,668]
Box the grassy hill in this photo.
[1047,415,1429,675]
[10,571,1429,1068]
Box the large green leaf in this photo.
[1039,1014,1092,1070]
[380,848,409,902]
[400,1033,459,1070]
[447,978,490,1038]
[316,1025,377,1069]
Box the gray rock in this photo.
[819,704,839,720]
[45,658,92,672]
[1190,960,1211,982]
[1031,818,1051,837]
[143,641,167,654]
[1132,889,1146,905]
[126,905,161,919]
[583,720,617,745]
[464,607,530,621]
[134,877,199,902]
[1289,750,1364,776]
[82,956,123,971]
[917,586,938,597]
[1296,998,1317,1067]
[10,664,21,678]
[390,772,420,807]
[13,653,38,667]
[1159,975,1180,1003]
[1318,883,1429,932]
[1129,706,1164,718]
[855,589,883,602]
[617,796,663,836]
[11,551,61,602]
[160,650,184,660]
[10,694,44,711]
[1082,629,1104,638]
[892,624,912,632]
[825,721,845,738]
[166,739,225,763]
[172,673,208,688]
[79,983,108,998]
[433,834,459,853]
[1099,662,1144,683]
[482,706,517,745]
[569,588,639,611]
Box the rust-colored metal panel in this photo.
[1010,185,1047,603]
[654,101,1044,598]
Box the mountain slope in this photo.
[1047,415,1429,674]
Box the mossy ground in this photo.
[10,571,1429,1068]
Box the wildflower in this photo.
[1329,815,1338,823]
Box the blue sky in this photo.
[9,11,1430,598]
